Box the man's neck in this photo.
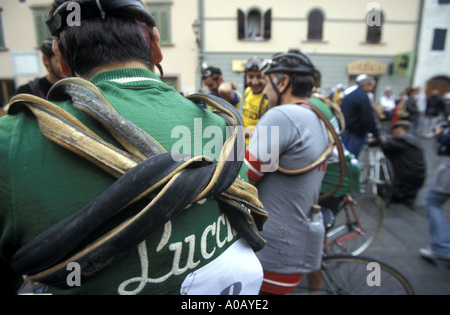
[282,94,310,105]
[80,60,151,80]
[46,73,60,85]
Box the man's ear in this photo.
[278,75,291,94]
[150,27,163,65]
[52,40,73,77]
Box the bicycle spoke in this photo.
[319,256,414,295]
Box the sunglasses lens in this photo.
[245,60,264,71]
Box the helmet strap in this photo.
[268,74,291,106]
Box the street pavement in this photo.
[363,136,450,295]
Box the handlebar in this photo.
[367,137,382,147]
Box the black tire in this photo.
[293,255,415,295]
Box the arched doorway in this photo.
[425,75,450,97]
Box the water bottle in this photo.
[311,205,322,224]
[305,205,325,271]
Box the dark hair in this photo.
[290,75,315,98]
[40,38,54,59]
[201,67,222,80]
[49,0,155,77]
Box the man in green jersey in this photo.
[0,0,264,295]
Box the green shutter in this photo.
[0,11,5,49]
[151,8,172,46]
[34,10,52,46]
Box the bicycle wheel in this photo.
[325,194,386,256]
[318,255,414,295]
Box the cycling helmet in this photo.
[47,0,155,37]
[260,51,316,105]
[260,52,315,76]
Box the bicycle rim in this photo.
[319,255,415,295]
[325,194,386,256]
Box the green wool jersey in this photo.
[310,96,360,197]
[0,68,262,295]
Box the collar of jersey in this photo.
[90,68,164,88]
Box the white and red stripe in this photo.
[245,150,264,181]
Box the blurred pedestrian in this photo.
[341,75,380,157]
[444,92,450,119]
[419,118,450,261]
[404,87,420,134]
[381,120,426,206]
[422,88,445,138]
[344,74,368,96]
[379,86,396,134]
[329,83,344,106]
[380,86,396,120]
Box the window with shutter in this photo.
[237,8,271,41]
[32,7,52,46]
[307,10,324,41]
[147,1,172,46]
[247,10,262,39]
[238,9,245,40]
[432,29,447,51]
[366,11,384,43]
[0,9,5,49]
[264,9,272,40]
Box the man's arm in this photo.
[361,95,379,138]
[218,82,241,108]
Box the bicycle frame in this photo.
[367,146,393,195]
[323,195,365,250]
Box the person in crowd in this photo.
[381,120,426,206]
[419,117,450,261]
[242,56,269,148]
[12,38,65,99]
[415,86,427,136]
[328,83,344,106]
[245,51,329,295]
[422,88,446,138]
[343,74,368,96]
[378,86,397,134]
[444,92,450,119]
[201,66,242,110]
[391,88,410,126]
[380,86,396,121]
[404,87,421,134]
[340,75,380,157]
[0,0,265,295]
